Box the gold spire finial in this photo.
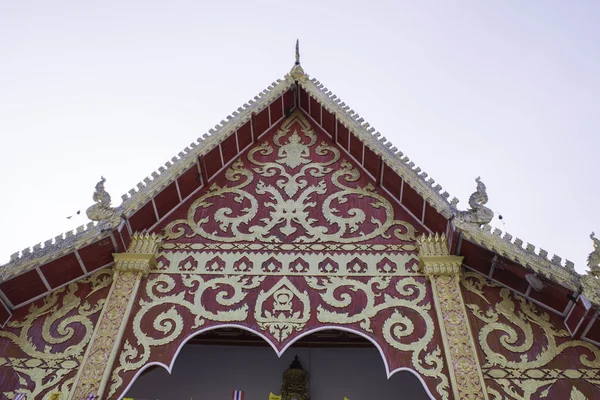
[289,39,306,80]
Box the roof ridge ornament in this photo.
[581,232,600,304]
[86,176,123,227]
[290,39,306,81]
[454,177,493,227]
[587,232,600,277]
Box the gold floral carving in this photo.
[0,269,112,399]
[107,273,264,398]
[164,111,415,244]
[462,272,600,399]
[255,277,310,341]
[71,233,161,400]
[159,251,419,276]
[417,233,489,400]
[305,275,450,399]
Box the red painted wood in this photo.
[154,182,180,219]
[254,107,270,137]
[382,164,401,198]
[40,253,83,288]
[401,183,424,220]
[336,121,349,150]
[322,107,335,137]
[236,121,253,151]
[220,133,238,165]
[78,236,115,272]
[129,201,157,232]
[283,89,295,115]
[204,146,223,179]
[349,132,363,164]
[269,95,283,123]
[0,270,47,306]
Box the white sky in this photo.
[0,1,598,274]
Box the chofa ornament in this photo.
[581,232,600,304]
[454,176,494,227]
[86,176,123,227]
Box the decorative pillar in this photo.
[70,233,161,400]
[417,233,488,400]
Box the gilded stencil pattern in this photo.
[0,269,112,399]
[107,113,449,399]
[305,275,450,399]
[164,111,415,244]
[462,272,600,399]
[71,271,140,399]
[107,273,263,397]
[158,251,419,276]
[431,274,487,400]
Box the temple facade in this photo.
[1,50,600,400]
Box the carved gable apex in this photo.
[157,110,422,248]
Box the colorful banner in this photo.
[233,390,245,400]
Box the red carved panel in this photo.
[108,111,451,399]
[109,272,452,400]
[0,270,112,398]
[461,272,600,399]
[154,110,423,244]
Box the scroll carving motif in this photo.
[107,273,264,397]
[306,275,450,399]
[462,272,600,399]
[0,269,112,399]
[164,111,415,244]
[106,112,445,399]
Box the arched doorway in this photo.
[123,328,431,399]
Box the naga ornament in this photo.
[86,176,123,227]
[454,177,493,227]
[581,232,600,304]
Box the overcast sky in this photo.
[0,1,598,274]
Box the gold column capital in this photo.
[417,233,464,276]
[113,233,162,276]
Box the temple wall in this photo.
[461,271,600,399]
[125,345,430,400]
[0,269,112,399]
[105,271,451,400]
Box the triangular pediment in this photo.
[156,110,422,248]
